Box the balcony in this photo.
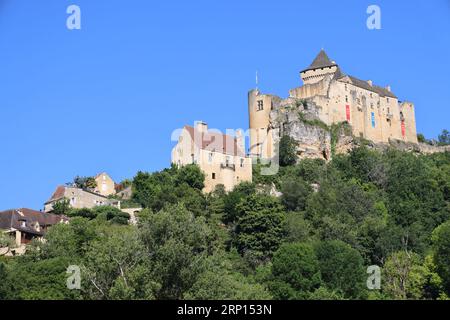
[220,163,236,171]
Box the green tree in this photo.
[283,212,313,243]
[93,206,130,225]
[432,220,450,294]
[417,133,426,144]
[175,164,205,190]
[82,226,156,300]
[52,198,71,215]
[139,204,213,299]
[315,240,366,299]
[185,251,272,300]
[280,176,312,211]
[233,194,285,260]
[278,135,298,167]
[5,257,81,300]
[74,176,97,189]
[222,181,256,224]
[438,129,450,146]
[0,262,10,299]
[269,242,321,299]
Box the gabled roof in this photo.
[301,49,337,73]
[184,125,245,157]
[48,185,66,202]
[45,185,109,204]
[340,75,397,98]
[0,208,67,236]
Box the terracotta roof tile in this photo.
[184,125,245,157]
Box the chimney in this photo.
[367,80,373,86]
[195,121,208,133]
[385,85,391,92]
[236,129,245,154]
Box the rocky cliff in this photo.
[269,98,449,162]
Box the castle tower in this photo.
[248,89,275,158]
[300,49,339,85]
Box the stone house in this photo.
[94,172,116,197]
[44,185,119,213]
[171,122,252,193]
[0,208,68,256]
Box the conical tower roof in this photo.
[301,49,337,73]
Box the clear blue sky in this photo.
[1,0,449,210]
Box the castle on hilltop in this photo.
[248,50,418,159]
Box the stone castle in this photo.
[248,50,418,159]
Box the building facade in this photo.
[94,172,116,197]
[44,185,119,213]
[0,208,68,255]
[249,50,418,158]
[171,122,252,192]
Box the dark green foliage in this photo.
[0,262,9,299]
[270,243,321,299]
[69,206,130,225]
[52,198,71,215]
[222,181,256,224]
[139,204,212,299]
[1,145,449,300]
[5,257,81,300]
[432,220,450,294]
[279,135,298,167]
[438,129,450,146]
[233,194,285,260]
[175,164,206,190]
[74,176,96,190]
[132,164,207,216]
[280,176,312,211]
[315,240,366,299]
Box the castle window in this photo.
[212,173,216,180]
[387,98,390,103]
[257,100,264,111]
[208,152,213,163]
[345,84,348,91]
[345,95,348,103]
[240,158,244,168]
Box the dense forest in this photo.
[1,143,450,300]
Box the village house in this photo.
[171,122,252,192]
[44,185,120,213]
[94,172,116,196]
[0,208,68,256]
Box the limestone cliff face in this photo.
[269,99,332,161]
[269,98,448,162]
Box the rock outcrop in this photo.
[269,98,449,162]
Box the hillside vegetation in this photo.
[1,146,450,300]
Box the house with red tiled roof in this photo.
[171,121,252,192]
[0,208,68,256]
